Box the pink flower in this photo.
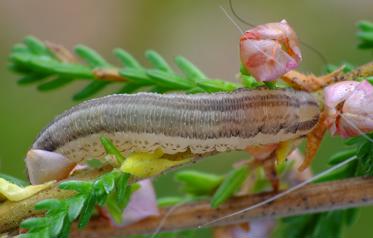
[240,20,302,82]
[324,80,373,137]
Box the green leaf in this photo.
[119,68,151,83]
[114,49,142,69]
[78,193,96,228]
[313,211,344,238]
[73,81,109,100]
[117,83,145,93]
[17,74,49,85]
[328,148,357,165]
[105,181,136,224]
[19,229,50,238]
[357,32,373,42]
[59,180,92,193]
[37,77,74,91]
[94,185,108,206]
[86,159,105,169]
[12,53,93,79]
[315,161,357,183]
[240,63,250,76]
[174,170,223,195]
[101,173,116,194]
[67,195,86,221]
[174,56,206,81]
[35,199,62,211]
[20,217,48,230]
[344,208,359,226]
[240,74,262,88]
[157,197,185,207]
[24,36,49,55]
[49,212,66,237]
[358,41,373,49]
[100,136,126,163]
[146,69,191,89]
[264,81,277,89]
[58,217,72,238]
[11,43,30,54]
[196,79,239,92]
[146,50,173,73]
[210,167,249,208]
[357,21,373,32]
[282,214,320,238]
[75,45,110,67]
[106,194,124,224]
[345,135,365,145]
[47,62,93,78]
[116,172,131,204]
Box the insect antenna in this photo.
[228,0,329,66]
[229,0,255,27]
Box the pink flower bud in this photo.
[324,80,373,137]
[240,20,302,82]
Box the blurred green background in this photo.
[0,0,372,237]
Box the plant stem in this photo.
[71,177,373,237]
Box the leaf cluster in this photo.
[157,167,249,210]
[9,36,243,101]
[357,21,373,50]
[19,137,133,238]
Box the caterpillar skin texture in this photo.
[31,88,320,164]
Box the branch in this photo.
[70,177,373,237]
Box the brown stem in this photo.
[71,177,373,237]
[282,61,373,92]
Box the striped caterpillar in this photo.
[26,88,320,184]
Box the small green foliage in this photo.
[174,170,223,196]
[281,209,358,238]
[157,196,185,207]
[9,36,260,101]
[105,172,132,223]
[19,137,132,238]
[210,166,249,208]
[20,170,131,238]
[74,45,110,68]
[100,136,125,164]
[240,74,263,88]
[357,21,373,50]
